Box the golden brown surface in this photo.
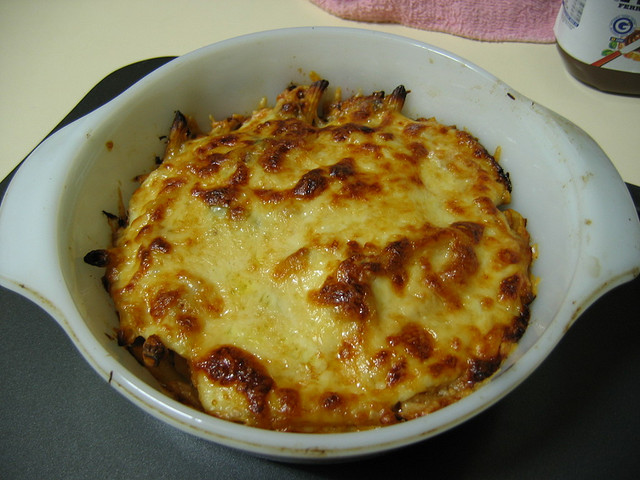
[91,80,535,432]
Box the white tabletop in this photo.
[1,0,638,185]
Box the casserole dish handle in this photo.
[551,111,640,322]
[0,114,96,323]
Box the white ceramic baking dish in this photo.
[1,27,639,462]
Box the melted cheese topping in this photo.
[101,81,534,432]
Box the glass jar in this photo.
[554,0,640,95]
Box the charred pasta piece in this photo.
[87,80,535,432]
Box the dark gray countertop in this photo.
[1,58,639,479]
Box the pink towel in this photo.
[310,0,561,43]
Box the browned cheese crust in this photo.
[90,80,535,432]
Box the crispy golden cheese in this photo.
[87,80,535,432]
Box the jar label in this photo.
[555,0,640,73]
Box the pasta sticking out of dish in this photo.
[85,79,535,432]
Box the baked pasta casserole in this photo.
[85,79,535,432]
